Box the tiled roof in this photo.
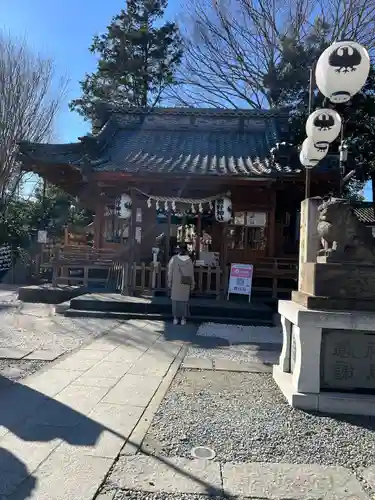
[92,128,299,176]
[353,203,375,224]
[18,141,85,167]
[17,106,338,178]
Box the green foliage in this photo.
[263,24,375,198]
[0,184,93,248]
[70,0,183,120]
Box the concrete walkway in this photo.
[0,320,187,499]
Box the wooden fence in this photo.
[114,258,297,299]
[40,245,119,288]
[37,244,298,299]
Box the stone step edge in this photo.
[105,454,369,499]
[59,308,274,325]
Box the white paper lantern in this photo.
[215,197,232,223]
[305,109,342,146]
[301,137,328,168]
[315,41,370,104]
[119,193,132,219]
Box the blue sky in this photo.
[1,0,371,200]
[0,0,181,143]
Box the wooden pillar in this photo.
[93,203,105,249]
[220,223,229,298]
[182,215,187,243]
[195,213,201,261]
[165,211,171,263]
[129,187,137,295]
[268,191,276,258]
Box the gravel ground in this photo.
[143,369,375,472]
[0,359,48,383]
[0,287,123,384]
[196,323,282,345]
[186,345,280,365]
[0,291,121,352]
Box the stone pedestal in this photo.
[293,261,375,311]
[273,300,375,415]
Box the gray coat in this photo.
[168,255,195,302]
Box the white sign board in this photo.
[227,263,253,302]
[246,212,267,227]
[37,230,47,243]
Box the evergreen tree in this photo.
[70,0,183,120]
[263,23,375,201]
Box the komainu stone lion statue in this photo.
[317,197,375,262]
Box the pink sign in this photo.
[230,264,253,279]
[228,263,254,299]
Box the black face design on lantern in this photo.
[314,143,328,153]
[328,44,362,73]
[313,113,335,131]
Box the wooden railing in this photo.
[118,258,298,299]
[36,244,298,298]
[40,245,119,288]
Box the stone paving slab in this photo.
[222,462,368,499]
[0,465,27,496]
[84,360,133,380]
[7,448,112,500]
[24,349,64,361]
[0,322,187,500]
[182,358,213,370]
[71,375,118,389]
[103,374,162,407]
[0,432,61,494]
[0,348,32,360]
[53,356,102,372]
[82,340,118,352]
[68,349,110,362]
[109,455,222,495]
[214,359,272,373]
[23,369,82,397]
[360,465,375,491]
[101,345,146,364]
[129,354,173,377]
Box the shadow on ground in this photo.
[0,360,224,498]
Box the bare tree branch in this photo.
[169,0,375,108]
[0,31,68,206]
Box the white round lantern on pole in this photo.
[215,197,232,223]
[301,137,328,167]
[119,193,132,219]
[305,109,342,146]
[315,41,370,104]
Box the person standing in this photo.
[168,244,195,325]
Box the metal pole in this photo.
[305,66,314,199]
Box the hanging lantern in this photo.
[215,196,232,223]
[119,193,132,219]
[172,200,176,211]
[155,200,160,210]
[198,203,203,213]
[209,201,213,210]
[147,198,152,208]
[191,203,196,214]
[305,109,342,146]
[300,137,328,167]
[315,41,370,104]
[164,201,169,211]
